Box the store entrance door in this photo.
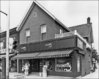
[29,59,40,73]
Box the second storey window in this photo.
[41,24,47,40]
[25,29,30,37]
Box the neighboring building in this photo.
[69,17,94,45]
[13,0,93,77]
[0,27,18,72]
[69,17,94,76]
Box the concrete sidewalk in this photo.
[9,72,81,79]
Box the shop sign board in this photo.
[77,38,83,49]
[19,36,76,53]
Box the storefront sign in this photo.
[21,46,27,51]
[45,43,52,48]
[77,38,83,49]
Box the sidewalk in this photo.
[9,72,80,79]
[9,63,99,79]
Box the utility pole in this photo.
[6,0,10,79]
[0,0,1,33]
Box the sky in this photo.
[0,0,98,53]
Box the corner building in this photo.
[13,0,93,77]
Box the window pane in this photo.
[41,25,46,33]
[26,29,30,37]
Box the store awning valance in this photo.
[13,49,73,59]
[13,53,39,59]
[0,54,15,59]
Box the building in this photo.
[0,27,18,72]
[12,0,94,77]
[69,17,94,75]
[69,17,93,45]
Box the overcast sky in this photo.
[0,0,98,53]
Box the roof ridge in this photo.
[69,23,92,28]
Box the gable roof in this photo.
[69,23,92,37]
[17,0,70,32]
[69,23,93,43]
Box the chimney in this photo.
[87,17,91,24]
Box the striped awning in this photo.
[13,49,73,59]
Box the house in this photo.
[12,0,93,77]
[0,27,18,72]
[69,17,94,44]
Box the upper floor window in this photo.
[25,29,30,37]
[41,24,47,33]
[40,24,47,40]
[60,29,63,34]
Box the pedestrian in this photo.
[24,61,30,76]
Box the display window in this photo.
[55,57,72,72]
[77,56,80,72]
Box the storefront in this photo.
[13,50,84,77]
[12,35,91,77]
[0,53,17,72]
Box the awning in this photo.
[0,54,15,59]
[13,49,73,59]
[13,53,39,59]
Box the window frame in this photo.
[40,24,47,40]
[25,28,30,37]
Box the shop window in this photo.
[55,57,72,72]
[40,24,47,40]
[77,56,80,72]
[25,29,30,37]
[48,59,55,71]
[10,60,17,72]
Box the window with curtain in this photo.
[40,24,47,40]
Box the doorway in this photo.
[29,59,40,73]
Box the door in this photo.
[29,59,40,72]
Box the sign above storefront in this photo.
[45,43,52,48]
[77,38,84,49]
[19,36,77,53]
